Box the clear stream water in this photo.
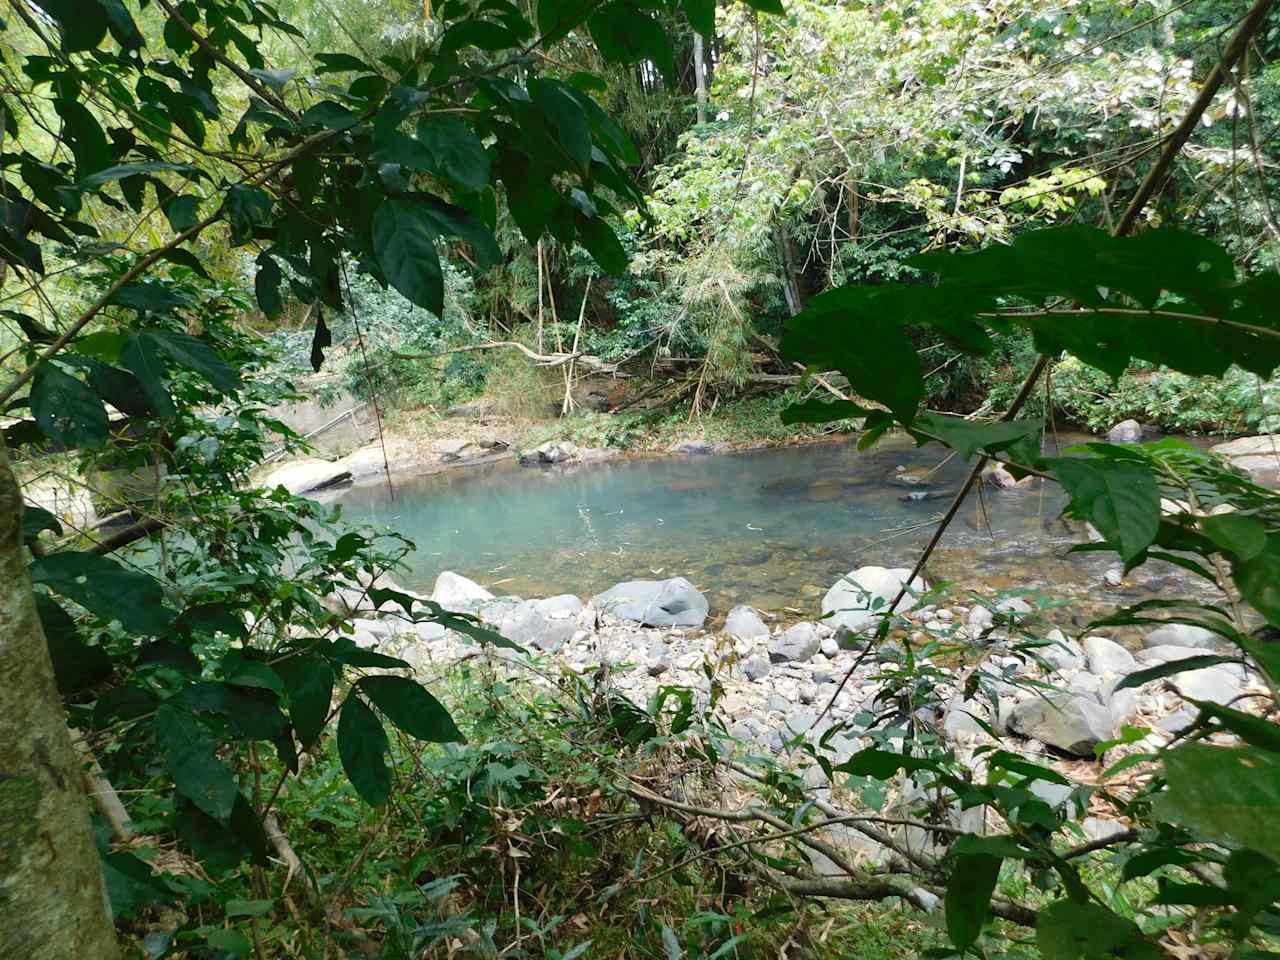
[331,435,1202,621]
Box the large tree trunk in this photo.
[0,441,119,959]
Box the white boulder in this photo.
[822,566,926,634]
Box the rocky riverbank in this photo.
[326,563,1263,867]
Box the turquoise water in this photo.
[328,435,1176,617]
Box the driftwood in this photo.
[392,340,624,374]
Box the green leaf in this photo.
[1235,537,1280,627]
[337,694,391,806]
[783,287,924,423]
[588,6,674,83]
[1052,458,1160,565]
[952,835,1032,859]
[108,280,191,315]
[373,197,443,316]
[225,898,274,918]
[946,853,1001,949]
[31,364,108,449]
[224,185,273,245]
[414,195,501,269]
[415,116,491,194]
[780,397,878,425]
[530,79,592,174]
[1035,900,1160,960]
[40,0,109,52]
[298,101,358,131]
[1156,743,1280,863]
[156,704,241,821]
[276,655,334,749]
[1202,514,1268,561]
[327,638,411,669]
[22,505,62,542]
[38,594,112,694]
[144,331,242,393]
[1189,701,1280,753]
[834,748,943,780]
[163,195,201,233]
[314,52,375,74]
[310,310,331,372]
[575,214,627,275]
[99,0,143,48]
[358,676,463,743]
[1224,849,1280,936]
[682,0,715,38]
[119,334,176,419]
[537,0,596,43]
[78,162,196,190]
[912,413,1042,462]
[255,253,284,318]
[30,551,171,636]
[102,851,172,920]
[249,68,298,94]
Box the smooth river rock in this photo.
[1144,623,1223,649]
[430,571,494,611]
[769,622,822,663]
[1007,692,1115,756]
[1107,419,1143,444]
[821,566,926,634]
[724,605,770,640]
[1083,636,1136,677]
[1212,435,1280,483]
[260,458,352,495]
[592,577,708,628]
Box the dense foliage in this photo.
[2,1,1280,959]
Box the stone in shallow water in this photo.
[591,577,708,628]
[1107,419,1143,444]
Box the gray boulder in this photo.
[430,571,493,612]
[670,440,716,455]
[1211,435,1280,482]
[1172,666,1243,706]
[592,577,708,628]
[743,655,772,681]
[724,605,770,640]
[1040,629,1085,670]
[769,622,822,663]
[822,566,927,634]
[260,458,352,495]
[519,440,579,465]
[497,601,577,651]
[1007,693,1116,756]
[1144,623,1223,649]
[534,594,584,619]
[1107,419,1143,444]
[1083,636,1137,676]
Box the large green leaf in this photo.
[1201,514,1267,560]
[156,704,241,822]
[275,655,334,749]
[415,117,490,194]
[224,185,273,245]
[31,364,108,449]
[1051,458,1160,565]
[337,694,392,806]
[415,195,501,269]
[1156,743,1280,863]
[119,334,176,418]
[30,551,172,636]
[78,357,151,419]
[530,79,592,174]
[373,197,444,316]
[912,413,1042,462]
[946,853,1001,949]
[144,331,241,394]
[575,214,627,275]
[358,676,463,743]
[37,594,112,694]
[40,0,109,52]
[681,0,716,38]
[1035,900,1161,960]
[783,287,924,423]
[1235,537,1280,627]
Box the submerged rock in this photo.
[821,566,926,634]
[430,571,494,612]
[592,577,708,628]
